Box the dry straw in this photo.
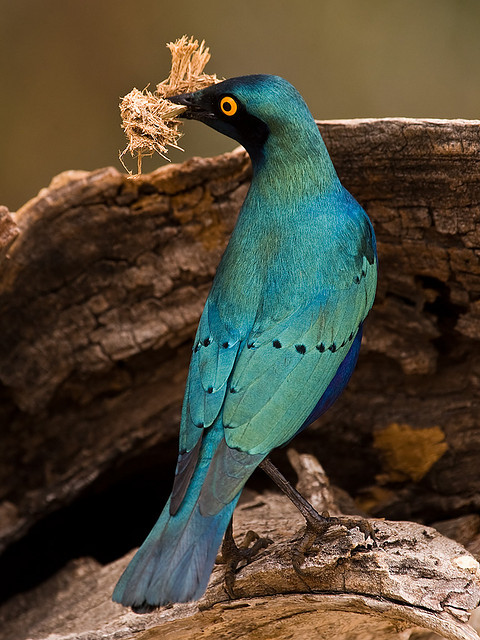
[119,36,221,174]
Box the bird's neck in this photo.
[212,126,343,327]
[249,123,340,202]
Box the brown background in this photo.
[1,0,480,210]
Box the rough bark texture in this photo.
[1,453,479,640]
[1,118,480,638]
[0,205,19,259]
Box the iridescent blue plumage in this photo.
[113,74,377,610]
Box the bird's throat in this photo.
[250,131,340,202]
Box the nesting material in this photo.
[119,36,221,174]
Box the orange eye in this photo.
[220,96,238,116]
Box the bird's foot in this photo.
[292,510,376,575]
[217,520,273,599]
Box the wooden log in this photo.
[0,452,478,640]
[0,119,479,639]
[0,206,19,259]
[1,119,479,552]
[0,156,250,552]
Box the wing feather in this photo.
[177,203,377,512]
[224,256,376,455]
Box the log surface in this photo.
[1,118,480,549]
[0,118,480,639]
[1,453,479,640]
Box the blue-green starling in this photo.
[113,74,377,610]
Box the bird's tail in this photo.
[112,428,239,610]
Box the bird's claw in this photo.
[217,521,273,599]
[292,512,376,576]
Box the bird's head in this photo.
[170,75,320,167]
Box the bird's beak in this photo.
[169,92,214,121]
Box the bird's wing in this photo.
[223,251,377,455]
[169,296,244,513]
[179,297,244,451]
[172,210,376,514]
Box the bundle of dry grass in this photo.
[119,36,221,174]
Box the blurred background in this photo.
[1,0,479,211]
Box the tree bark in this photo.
[0,206,19,259]
[1,452,479,640]
[0,118,480,638]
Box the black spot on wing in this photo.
[316,340,350,353]
[273,340,282,348]
[295,344,306,354]
[354,263,370,285]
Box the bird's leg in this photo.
[259,457,329,526]
[259,457,375,573]
[217,517,273,598]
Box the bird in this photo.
[112,74,377,611]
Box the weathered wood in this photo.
[1,453,478,640]
[0,206,19,259]
[1,118,480,638]
[0,155,251,555]
[1,118,479,554]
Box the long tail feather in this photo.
[112,424,238,609]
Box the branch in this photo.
[2,453,478,640]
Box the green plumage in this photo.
[113,74,377,610]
